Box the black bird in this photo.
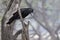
[7,8,33,24]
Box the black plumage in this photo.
[7,8,33,24]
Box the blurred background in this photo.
[0,0,60,40]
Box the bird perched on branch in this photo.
[7,8,33,24]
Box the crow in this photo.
[7,8,33,24]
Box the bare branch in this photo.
[17,0,29,40]
[13,29,22,40]
[1,0,14,40]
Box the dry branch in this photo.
[1,0,14,40]
[17,0,29,40]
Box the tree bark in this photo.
[17,0,29,40]
[1,0,14,40]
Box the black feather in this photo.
[7,8,33,24]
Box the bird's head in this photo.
[28,8,33,13]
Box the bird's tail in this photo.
[7,16,15,24]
